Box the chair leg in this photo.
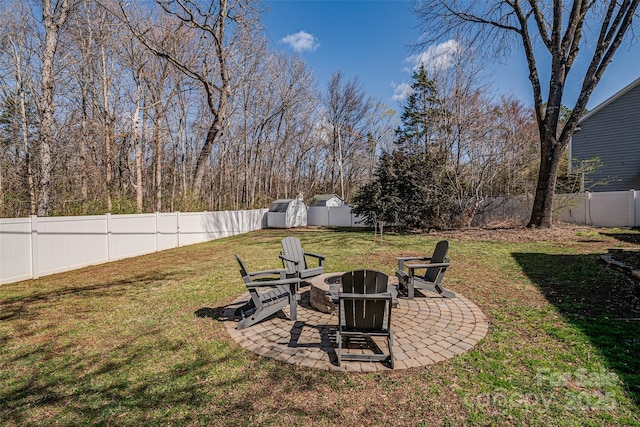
[419,282,456,298]
[337,331,342,366]
[436,285,456,298]
[408,277,415,299]
[388,331,394,369]
[289,287,297,321]
[234,299,255,317]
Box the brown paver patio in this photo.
[224,286,488,372]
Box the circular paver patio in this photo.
[224,286,488,372]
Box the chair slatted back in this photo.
[424,240,449,282]
[341,269,388,331]
[281,236,306,273]
[235,254,252,284]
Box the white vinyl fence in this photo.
[3,191,637,286]
[306,206,366,227]
[0,209,267,285]
[555,190,639,227]
[305,191,640,229]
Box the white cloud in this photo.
[392,82,413,103]
[281,31,319,53]
[406,39,462,73]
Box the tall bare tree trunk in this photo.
[78,13,93,202]
[528,133,563,228]
[38,0,71,216]
[133,76,143,213]
[14,47,37,215]
[154,124,162,212]
[80,75,89,201]
[100,45,114,212]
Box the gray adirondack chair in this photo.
[234,254,301,330]
[395,240,455,299]
[337,269,394,368]
[279,236,326,279]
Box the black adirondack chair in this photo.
[234,255,301,330]
[395,240,455,299]
[279,236,326,279]
[336,269,394,368]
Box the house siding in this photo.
[571,81,640,192]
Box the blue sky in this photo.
[261,0,640,112]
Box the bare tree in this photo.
[37,0,73,216]
[415,0,640,227]
[117,0,259,197]
[324,72,375,201]
[0,0,402,216]
[0,3,39,216]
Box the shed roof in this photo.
[268,199,299,212]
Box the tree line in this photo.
[0,0,539,220]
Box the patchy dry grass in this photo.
[1,226,639,426]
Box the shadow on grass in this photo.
[601,231,640,246]
[512,252,640,407]
[194,306,227,321]
[0,325,256,425]
[0,271,178,322]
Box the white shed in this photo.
[267,199,307,228]
[311,194,343,207]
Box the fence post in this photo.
[585,191,591,225]
[155,212,160,252]
[631,189,637,228]
[30,215,39,279]
[636,190,639,228]
[176,212,181,248]
[106,213,112,262]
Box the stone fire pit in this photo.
[307,272,398,313]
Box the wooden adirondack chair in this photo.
[336,269,394,368]
[279,236,326,279]
[395,240,455,299]
[234,255,301,330]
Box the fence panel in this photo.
[35,216,108,277]
[176,212,209,245]
[587,191,633,227]
[108,214,158,261]
[471,197,531,226]
[554,194,588,224]
[158,213,179,251]
[207,212,233,240]
[328,206,353,227]
[0,218,32,284]
[306,206,366,227]
[307,207,330,226]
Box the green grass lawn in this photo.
[1,227,639,426]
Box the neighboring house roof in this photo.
[579,76,640,124]
[313,194,342,202]
[570,75,640,192]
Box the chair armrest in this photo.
[396,256,432,270]
[395,269,409,283]
[304,251,326,260]
[303,251,326,267]
[246,277,300,288]
[338,292,392,300]
[249,268,288,280]
[406,262,449,276]
[278,254,300,265]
